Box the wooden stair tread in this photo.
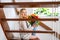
[1,18,58,21]
[0,2,60,8]
[9,39,20,40]
[8,37,21,40]
[5,30,55,33]
[39,21,52,30]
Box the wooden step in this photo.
[39,21,52,30]
[8,37,21,40]
[1,18,58,21]
[5,30,55,34]
[0,2,60,8]
[9,39,20,40]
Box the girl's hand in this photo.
[32,24,37,27]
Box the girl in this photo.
[19,8,40,40]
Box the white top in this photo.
[19,14,33,40]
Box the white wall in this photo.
[0,0,32,2]
[15,0,32,2]
[1,0,12,2]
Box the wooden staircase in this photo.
[0,8,60,40]
[0,1,60,40]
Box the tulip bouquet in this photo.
[28,14,39,26]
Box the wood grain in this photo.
[0,18,58,21]
[0,2,60,8]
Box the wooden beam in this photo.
[0,8,8,40]
[0,8,14,40]
[0,2,59,8]
[0,18,58,21]
[8,37,21,40]
[39,21,60,39]
[39,21,52,30]
[5,30,55,33]
[55,32,60,39]
[0,2,60,5]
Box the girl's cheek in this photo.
[23,14,26,16]
[24,13,26,15]
[21,13,23,15]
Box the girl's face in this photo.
[21,10,27,16]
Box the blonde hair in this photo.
[19,8,26,18]
[20,8,26,13]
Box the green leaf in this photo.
[54,13,58,16]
